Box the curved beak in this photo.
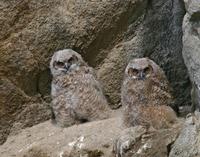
[64,63,70,71]
[138,71,145,80]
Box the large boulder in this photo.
[169,112,200,157]
[0,118,123,157]
[0,117,183,157]
[114,125,182,157]
[182,0,200,111]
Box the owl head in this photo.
[50,49,86,77]
[125,58,163,81]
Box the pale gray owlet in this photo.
[50,49,111,127]
[121,58,177,129]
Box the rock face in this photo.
[137,0,191,109]
[98,0,191,108]
[0,77,51,145]
[0,0,191,145]
[0,0,147,102]
[0,77,29,145]
[182,0,200,111]
[169,112,200,157]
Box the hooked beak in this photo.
[138,71,145,80]
[64,63,70,71]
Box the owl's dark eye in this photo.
[144,67,151,74]
[68,57,74,64]
[54,61,65,68]
[68,55,78,64]
[128,68,138,77]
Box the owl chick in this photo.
[121,58,177,129]
[50,49,111,127]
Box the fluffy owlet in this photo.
[121,58,177,129]
[50,49,111,127]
